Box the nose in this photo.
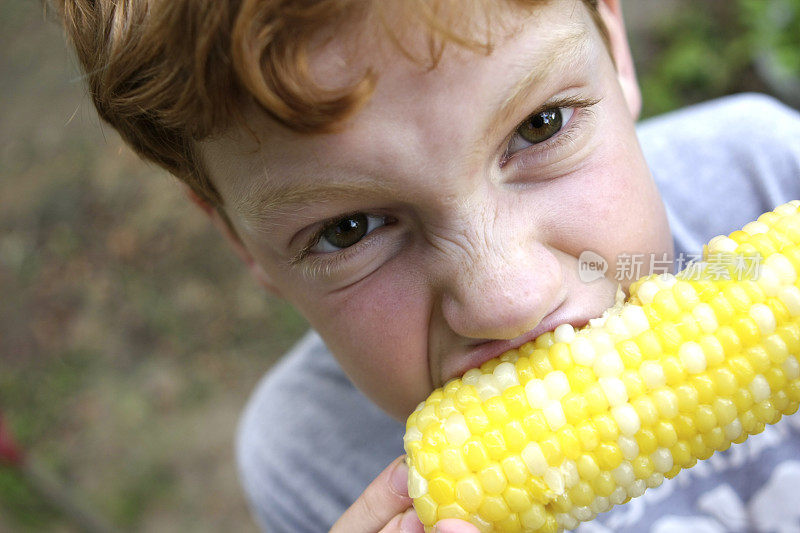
[437,234,564,341]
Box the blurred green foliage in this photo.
[638,0,800,118]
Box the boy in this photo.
[56,0,800,531]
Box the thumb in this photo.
[433,519,482,533]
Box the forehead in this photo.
[200,0,600,217]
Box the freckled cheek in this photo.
[561,148,669,269]
[298,269,433,418]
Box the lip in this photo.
[440,303,593,384]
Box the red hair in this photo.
[54,0,605,208]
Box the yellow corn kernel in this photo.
[405,202,800,531]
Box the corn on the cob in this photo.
[404,201,800,533]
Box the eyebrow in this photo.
[235,178,398,229]
[238,25,592,225]
[487,25,592,140]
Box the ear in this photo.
[183,185,282,297]
[596,0,641,120]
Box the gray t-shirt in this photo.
[236,93,800,533]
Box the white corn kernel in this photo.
[652,448,673,473]
[572,506,593,521]
[612,404,641,436]
[408,466,428,498]
[778,286,800,316]
[476,374,501,400]
[590,497,611,515]
[743,221,769,235]
[749,304,776,335]
[628,479,647,498]
[600,376,629,407]
[613,463,635,486]
[764,254,797,284]
[692,303,719,334]
[641,361,666,390]
[544,400,567,431]
[444,413,470,447]
[783,356,800,379]
[562,460,579,489]
[554,323,576,343]
[679,341,707,374]
[544,467,566,494]
[750,375,771,402]
[571,337,597,366]
[708,235,739,253]
[646,473,665,489]
[724,419,743,441]
[637,280,660,305]
[525,379,549,409]
[622,305,650,336]
[594,350,625,378]
[544,371,570,400]
[609,487,627,506]
[493,362,520,390]
[756,265,781,297]
[522,442,547,476]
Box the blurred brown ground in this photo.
[0,0,795,532]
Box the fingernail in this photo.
[390,460,409,496]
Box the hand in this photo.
[330,456,480,533]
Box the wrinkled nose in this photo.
[439,239,564,340]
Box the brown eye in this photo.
[322,214,368,249]
[311,213,389,253]
[517,108,563,144]
[505,106,575,159]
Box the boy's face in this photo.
[201,0,672,420]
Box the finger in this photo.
[432,518,482,533]
[330,456,412,533]
[379,508,425,533]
